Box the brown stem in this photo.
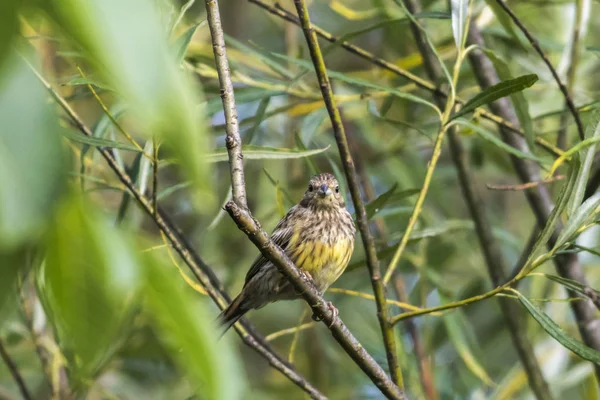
[205,0,247,208]
[291,0,403,388]
[399,1,553,398]
[246,0,563,158]
[467,23,600,384]
[225,202,407,400]
[492,0,585,142]
[27,63,326,400]
[0,336,33,400]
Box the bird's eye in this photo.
[335,185,339,193]
[308,184,314,192]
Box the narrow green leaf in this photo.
[450,0,468,49]
[482,49,535,151]
[226,35,295,80]
[568,120,600,216]
[202,145,330,163]
[364,184,398,220]
[145,254,244,400]
[271,53,441,115]
[173,22,203,64]
[452,120,544,163]
[157,181,190,201]
[0,54,66,250]
[0,1,19,68]
[517,291,600,364]
[62,130,141,151]
[451,74,538,120]
[39,197,141,385]
[441,296,495,386]
[540,273,600,303]
[203,88,283,116]
[43,0,213,211]
[554,192,600,250]
[483,0,526,48]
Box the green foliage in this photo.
[1,0,600,399]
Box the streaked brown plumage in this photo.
[220,173,355,332]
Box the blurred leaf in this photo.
[0,54,66,250]
[483,0,525,48]
[568,120,600,216]
[42,0,212,210]
[39,196,141,385]
[363,184,415,220]
[0,251,23,316]
[0,1,18,68]
[451,74,538,120]
[157,181,190,201]
[441,296,494,386]
[203,88,283,116]
[294,133,318,175]
[64,76,113,90]
[482,49,535,151]
[516,291,600,364]
[554,192,600,250]
[226,35,295,80]
[145,254,244,400]
[202,145,330,162]
[272,53,440,114]
[453,120,544,163]
[540,273,600,304]
[173,22,203,64]
[63,129,142,151]
[450,0,468,49]
[548,135,600,176]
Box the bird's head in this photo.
[300,173,345,210]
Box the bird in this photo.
[219,173,356,333]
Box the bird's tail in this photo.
[218,293,249,335]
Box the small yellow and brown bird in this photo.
[220,173,356,332]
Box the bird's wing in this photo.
[244,206,298,284]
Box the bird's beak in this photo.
[318,183,333,197]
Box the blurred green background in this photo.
[1,0,600,399]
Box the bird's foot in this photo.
[311,301,339,328]
[300,270,314,283]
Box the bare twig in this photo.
[225,202,407,400]
[205,0,247,208]
[400,1,553,398]
[27,62,326,400]
[246,0,564,159]
[0,336,33,400]
[486,175,565,191]
[467,23,600,384]
[493,0,585,141]
[291,0,404,388]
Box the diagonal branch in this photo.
[224,203,406,399]
[204,0,405,397]
[27,63,326,400]
[246,0,564,159]
[492,0,585,141]
[400,2,552,398]
[291,0,403,388]
[0,336,33,400]
[466,23,600,384]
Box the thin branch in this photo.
[246,0,564,159]
[205,0,247,208]
[291,0,403,388]
[467,23,600,384]
[400,2,552,397]
[27,62,326,400]
[225,202,407,400]
[493,0,585,141]
[486,175,565,191]
[0,336,33,400]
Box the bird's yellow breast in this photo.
[287,231,354,291]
